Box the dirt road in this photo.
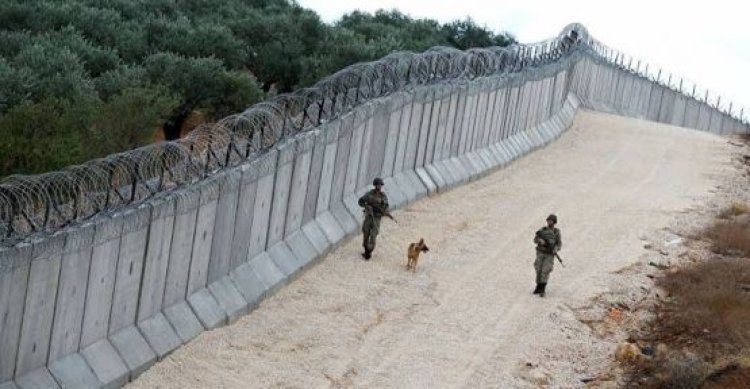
[129,110,735,388]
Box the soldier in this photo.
[533,214,562,297]
[358,177,390,260]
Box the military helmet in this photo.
[373,177,385,186]
[546,214,558,223]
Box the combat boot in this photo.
[532,284,543,294]
[361,250,372,260]
[538,283,547,297]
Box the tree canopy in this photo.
[0,0,515,176]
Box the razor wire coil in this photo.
[0,23,746,245]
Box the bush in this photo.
[0,30,32,59]
[0,59,33,112]
[704,362,750,388]
[146,18,248,69]
[144,53,263,139]
[656,259,750,348]
[0,97,99,175]
[660,352,708,389]
[0,0,517,177]
[704,220,750,257]
[717,203,749,219]
[45,27,122,77]
[627,256,750,388]
[11,42,96,102]
[91,86,179,155]
[94,65,148,101]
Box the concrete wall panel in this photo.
[345,120,365,196]
[331,115,353,204]
[186,180,220,296]
[424,91,441,165]
[404,97,423,170]
[441,91,459,160]
[415,90,434,167]
[393,99,413,173]
[15,234,65,376]
[79,216,123,349]
[162,188,200,308]
[48,224,95,362]
[207,170,241,283]
[0,245,31,381]
[302,129,326,224]
[316,124,340,216]
[137,197,176,322]
[381,98,404,177]
[108,206,151,334]
[285,135,314,237]
[267,142,295,248]
[229,162,261,270]
[247,153,278,259]
[357,109,376,190]
[367,101,391,180]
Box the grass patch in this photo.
[703,219,750,257]
[624,205,750,387]
[626,255,750,387]
[704,362,750,388]
[656,259,750,348]
[717,203,749,219]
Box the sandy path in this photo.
[129,110,734,388]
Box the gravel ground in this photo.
[128,110,738,389]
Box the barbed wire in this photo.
[0,23,746,245]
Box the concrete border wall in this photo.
[572,54,749,135]
[1,48,747,388]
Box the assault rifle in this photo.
[365,204,397,223]
[554,252,565,268]
[535,231,565,268]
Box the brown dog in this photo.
[406,238,430,272]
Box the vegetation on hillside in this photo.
[0,0,515,176]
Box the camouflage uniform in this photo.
[533,216,561,296]
[358,188,389,259]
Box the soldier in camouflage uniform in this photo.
[533,214,562,297]
[358,177,390,260]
